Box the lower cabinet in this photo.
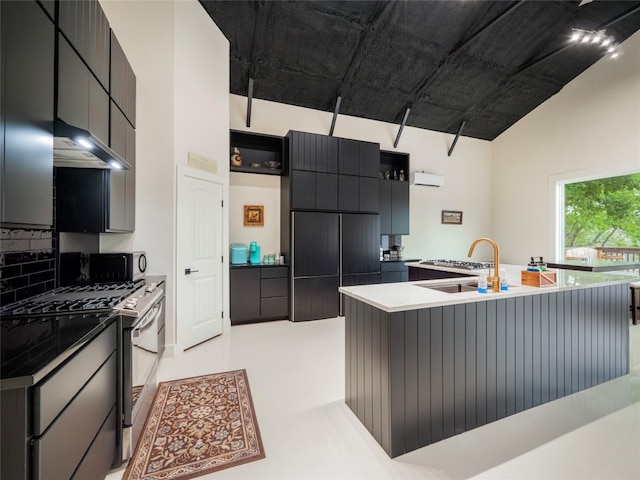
[230,266,289,324]
[0,321,118,480]
[380,261,409,283]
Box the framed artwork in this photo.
[244,205,264,226]
[441,210,463,225]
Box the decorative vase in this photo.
[231,147,242,166]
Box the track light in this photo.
[569,28,620,59]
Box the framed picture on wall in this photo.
[244,205,264,226]
[441,210,463,225]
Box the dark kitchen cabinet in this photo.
[338,138,380,213]
[57,34,110,146]
[379,180,409,234]
[110,102,136,231]
[58,0,110,90]
[293,275,340,321]
[293,212,339,277]
[380,261,411,283]
[229,268,260,322]
[1,321,118,480]
[290,170,338,211]
[0,0,54,228]
[379,150,410,234]
[230,266,289,324]
[110,31,136,127]
[289,131,338,173]
[56,165,134,233]
[342,213,381,277]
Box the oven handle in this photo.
[132,303,162,337]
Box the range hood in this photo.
[53,119,130,170]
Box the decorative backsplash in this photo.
[0,228,56,306]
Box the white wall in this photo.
[493,31,640,264]
[100,0,229,354]
[229,97,494,262]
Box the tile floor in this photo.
[108,317,640,480]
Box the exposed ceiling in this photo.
[200,0,640,142]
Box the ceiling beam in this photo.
[246,78,254,128]
[448,120,467,157]
[394,106,411,148]
[329,96,342,136]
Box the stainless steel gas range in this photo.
[0,276,166,467]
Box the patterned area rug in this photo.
[124,370,265,480]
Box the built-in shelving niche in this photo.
[380,150,409,181]
[230,130,285,176]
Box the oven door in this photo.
[122,297,164,460]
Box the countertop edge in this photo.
[0,314,119,390]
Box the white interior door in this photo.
[177,165,224,350]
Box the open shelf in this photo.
[230,130,285,175]
[380,150,409,182]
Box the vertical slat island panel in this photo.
[344,282,630,458]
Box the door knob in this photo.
[185,268,199,275]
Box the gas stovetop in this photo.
[420,259,495,270]
[0,281,144,317]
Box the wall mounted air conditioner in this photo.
[410,172,444,187]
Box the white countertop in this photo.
[339,263,638,312]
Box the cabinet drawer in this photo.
[34,321,116,435]
[260,266,288,279]
[71,405,116,480]
[381,262,408,273]
[261,277,288,298]
[381,271,407,283]
[261,297,288,319]
[33,353,116,480]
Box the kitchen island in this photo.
[339,265,635,457]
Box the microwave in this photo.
[90,252,147,283]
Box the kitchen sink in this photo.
[418,281,517,294]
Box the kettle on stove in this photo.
[249,241,261,264]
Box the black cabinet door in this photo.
[293,276,340,321]
[338,138,360,175]
[342,213,381,275]
[108,102,135,232]
[1,0,54,227]
[229,268,260,322]
[391,181,410,234]
[58,0,110,90]
[110,31,136,127]
[293,212,339,277]
[56,168,108,233]
[338,175,359,212]
[57,35,109,146]
[289,131,338,173]
[291,170,316,210]
[379,180,392,234]
[315,172,338,211]
[359,141,380,178]
[359,176,379,213]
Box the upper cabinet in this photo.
[379,151,410,235]
[110,32,136,127]
[284,131,380,213]
[57,34,109,146]
[58,0,110,91]
[0,0,54,228]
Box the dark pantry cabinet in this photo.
[0,0,54,228]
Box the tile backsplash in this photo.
[1,228,56,305]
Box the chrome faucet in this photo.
[468,238,501,292]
